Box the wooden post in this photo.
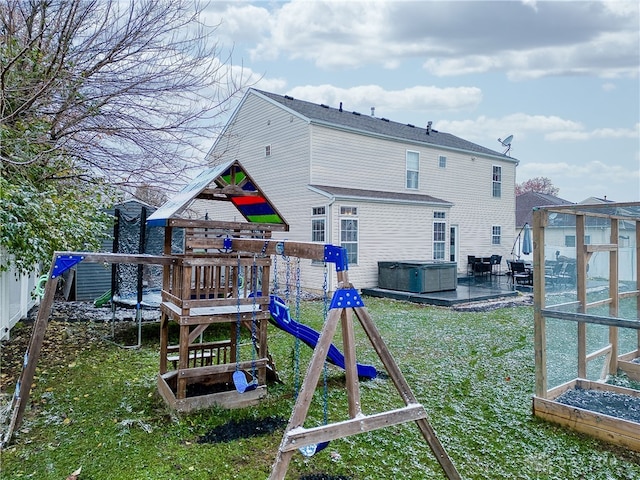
[637,219,640,354]
[576,214,587,378]
[352,306,460,479]
[2,261,59,448]
[609,219,619,375]
[533,209,548,398]
[269,307,343,479]
[340,308,362,418]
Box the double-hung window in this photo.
[492,225,501,245]
[492,165,502,198]
[406,151,419,189]
[433,211,446,260]
[340,206,358,265]
[311,207,325,243]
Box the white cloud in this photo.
[546,125,639,141]
[222,1,639,80]
[436,113,584,143]
[517,160,639,202]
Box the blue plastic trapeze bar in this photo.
[329,288,365,310]
[52,254,85,279]
[324,244,348,271]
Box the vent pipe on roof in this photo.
[371,107,375,116]
[426,121,432,135]
[339,102,343,112]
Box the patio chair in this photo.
[467,256,476,276]
[490,255,502,275]
[510,261,532,286]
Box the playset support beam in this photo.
[1,252,176,448]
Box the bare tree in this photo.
[515,177,559,196]
[0,0,248,272]
[1,0,246,191]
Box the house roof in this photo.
[147,159,288,228]
[308,185,452,206]
[252,89,518,162]
[516,191,573,227]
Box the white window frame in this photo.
[492,165,502,198]
[406,150,419,189]
[265,144,271,157]
[340,206,358,265]
[433,212,446,260]
[438,155,447,168]
[492,225,501,245]
[311,206,326,243]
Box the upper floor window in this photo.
[265,145,271,157]
[438,155,447,168]
[492,165,502,198]
[406,151,419,189]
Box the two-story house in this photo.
[205,88,518,291]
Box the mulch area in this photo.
[197,416,287,444]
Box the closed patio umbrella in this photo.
[522,224,532,255]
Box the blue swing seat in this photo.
[299,441,330,457]
[233,370,258,393]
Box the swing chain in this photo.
[235,253,242,371]
[250,254,258,379]
[322,263,329,425]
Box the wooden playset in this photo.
[532,202,640,451]
[3,159,460,479]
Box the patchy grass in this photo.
[2,297,640,479]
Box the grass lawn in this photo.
[2,297,639,479]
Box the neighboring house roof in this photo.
[252,89,518,162]
[579,196,614,204]
[308,185,452,206]
[516,191,573,227]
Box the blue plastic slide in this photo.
[269,295,377,379]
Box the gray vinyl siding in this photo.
[309,124,515,273]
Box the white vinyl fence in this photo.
[0,249,39,340]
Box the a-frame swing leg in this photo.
[353,305,460,479]
[269,299,460,480]
[1,269,60,448]
[270,307,344,479]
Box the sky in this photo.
[200,0,639,203]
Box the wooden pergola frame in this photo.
[532,201,640,451]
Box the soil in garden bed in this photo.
[556,388,640,423]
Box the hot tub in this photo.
[378,261,458,293]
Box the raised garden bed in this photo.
[533,379,640,452]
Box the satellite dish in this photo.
[497,134,514,155]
